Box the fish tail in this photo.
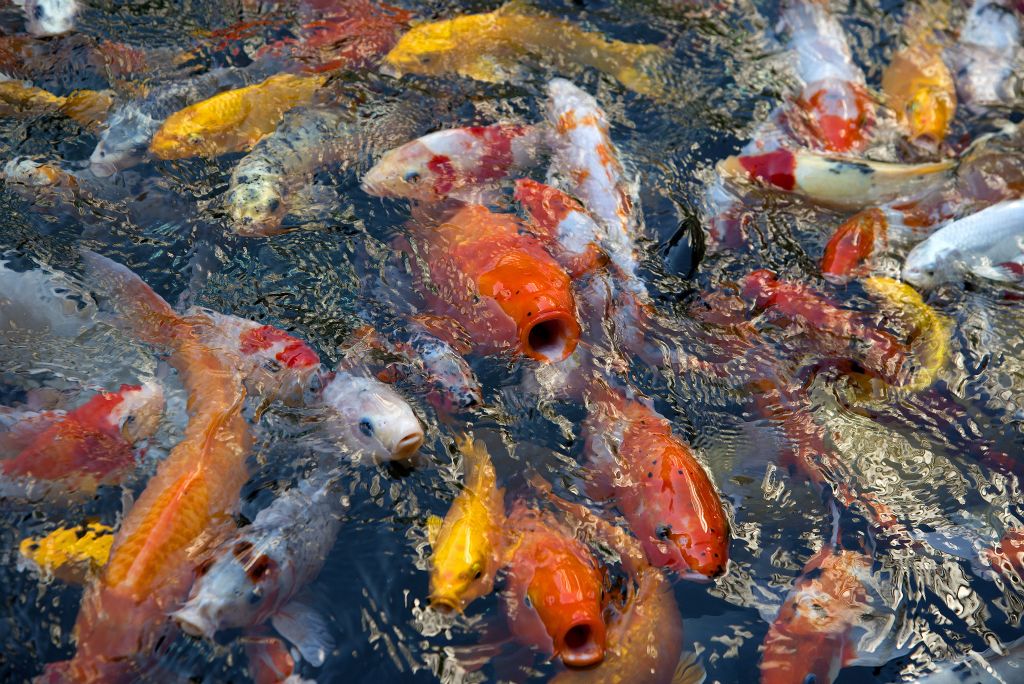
[614,43,671,98]
[456,434,493,490]
[80,250,187,347]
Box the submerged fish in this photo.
[882,39,956,145]
[949,0,1023,113]
[362,123,542,202]
[383,2,669,97]
[426,435,505,613]
[503,502,607,668]
[1,382,164,492]
[19,523,114,584]
[174,471,343,669]
[780,0,874,152]
[149,72,326,160]
[408,203,581,363]
[760,547,874,684]
[902,198,1024,289]
[820,207,889,281]
[45,252,252,681]
[718,148,954,211]
[0,80,112,129]
[16,0,78,37]
[585,380,729,579]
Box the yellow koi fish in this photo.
[19,523,114,583]
[149,72,326,160]
[384,1,669,97]
[425,435,505,613]
[863,276,950,392]
[0,81,112,130]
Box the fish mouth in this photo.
[172,604,218,640]
[520,309,580,363]
[392,431,425,459]
[428,594,461,614]
[89,161,118,178]
[558,621,605,668]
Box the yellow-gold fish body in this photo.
[426,435,505,613]
[0,81,112,130]
[19,523,114,583]
[384,2,668,97]
[881,44,956,144]
[149,73,326,160]
[864,276,950,392]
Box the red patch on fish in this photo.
[239,325,320,368]
[427,155,456,196]
[466,125,521,181]
[738,149,796,191]
[821,208,887,280]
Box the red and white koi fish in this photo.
[1,382,163,491]
[544,78,645,295]
[760,547,875,684]
[949,0,1023,113]
[779,0,874,152]
[718,148,954,211]
[584,379,729,579]
[362,123,542,202]
[42,252,252,682]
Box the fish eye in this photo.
[404,170,421,184]
[804,675,816,684]
[359,418,375,437]
[33,4,45,19]
[188,134,203,145]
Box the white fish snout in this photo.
[173,601,221,640]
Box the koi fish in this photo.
[409,203,581,363]
[173,471,342,670]
[718,148,955,210]
[741,270,909,384]
[383,2,669,97]
[949,0,1023,113]
[1,382,164,492]
[426,435,505,612]
[15,0,77,37]
[503,502,606,667]
[534,480,690,684]
[18,522,113,584]
[91,66,264,176]
[759,547,874,684]
[362,123,542,202]
[903,198,1024,289]
[862,276,950,392]
[820,208,889,281]
[584,380,729,579]
[987,528,1024,580]
[0,80,112,129]
[881,35,956,144]
[779,0,874,152]
[544,79,644,293]
[45,253,252,681]
[149,72,327,160]
[514,178,608,279]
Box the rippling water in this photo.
[1,0,1023,682]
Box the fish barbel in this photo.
[383,2,669,97]
[426,435,505,613]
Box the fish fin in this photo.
[456,435,493,490]
[615,43,672,98]
[974,259,1024,283]
[456,54,524,84]
[671,650,707,684]
[426,514,443,547]
[79,250,185,346]
[271,598,335,668]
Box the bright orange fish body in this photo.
[760,547,874,684]
[585,382,729,579]
[503,502,607,668]
[42,253,252,682]
[408,203,580,363]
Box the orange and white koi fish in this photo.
[514,178,608,279]
[42,252,252,682]
[362,124,542,202]
[585,380,729,579]
[407,203,581,363]
[718,148,954,211]
[779,0,874,152]
[1,382,163,492]
[759,547,874,684]
[503,502,606,667]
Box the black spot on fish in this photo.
[359,418,374,437]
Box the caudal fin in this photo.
[80,250,185,347]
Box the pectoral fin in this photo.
[271,598,335,668]
[456,55,524,84]
[426,514,443,548]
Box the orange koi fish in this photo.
[760,547,874,684]
[514,178,608,279]
[408,203,581,363]
[881,43,956,145]
[42,253,252,682]
[820,208,889,281]
[503,502,607,668]
[585,380,729,579]
[2,382,163,492]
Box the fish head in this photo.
[23,0,77,36]
[319,373,424,461]
[759,584,852,684]
[428,499,496,613]
[174,539,286,638]
[383,20,459,76]
[902,241,952,289]
[226,177,287,236]
[89,108,152,176]
[112,381,164,443]
[233,323,321,404]
[361,140,452,201]
[410,335,482,414]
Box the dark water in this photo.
[0,0,1022,682]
